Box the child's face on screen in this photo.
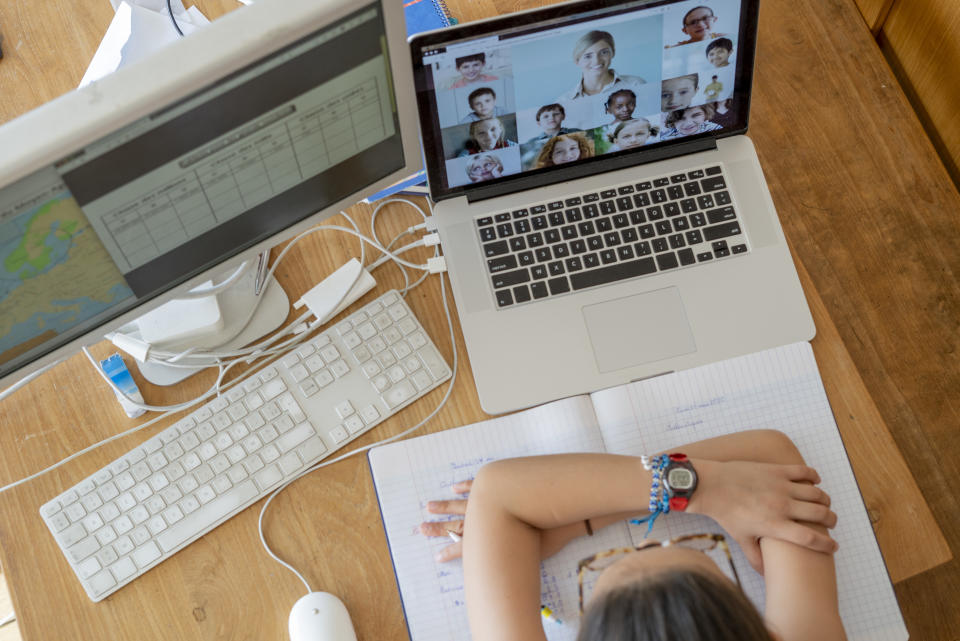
[607,94,636,121]
[471,94,496,118]
[469,158,502,182]
[708,47,731,67]
[675,107,707,135]
[473,120,503,150]
[538,109,563,132]
[615,121,652,148]
[682,7,716,41]
[551,138,581,164]
[662,77,697,111]
[458,60,484,81]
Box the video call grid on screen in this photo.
[417,0,744,192]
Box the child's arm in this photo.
[458,430,841,641]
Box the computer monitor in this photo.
[0,0,422,390]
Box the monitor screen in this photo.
[413,0,752,197]
[0,3,405,382]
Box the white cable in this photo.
[172,259,252,300]
[0,358,63,403]
[258,271,459,595]
[0,611,15,627]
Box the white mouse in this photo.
[288,592,358,641]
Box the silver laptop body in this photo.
[410,0,814,413]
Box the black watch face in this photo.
[667,467,694,491]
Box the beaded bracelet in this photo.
[631,454,671,536]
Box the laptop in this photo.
[408,0,815,414]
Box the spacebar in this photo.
[570,258,657,290]
[156,480,259,553]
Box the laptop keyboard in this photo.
[477,165,748,308]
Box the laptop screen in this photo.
[411,0,755,199]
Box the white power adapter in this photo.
[294,258,376,326]
[136,282,224,345]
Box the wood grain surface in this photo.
[879,0,960,184]
[0,0,957,639]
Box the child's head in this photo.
[605,89,637,122]
[536,132,593,168]
[536,104,566,132]
[608,118,658,149]
[706,38,733,67]
[666,104,715,136]
[681,6,718,41]
[466,153,504,182]
[455,53,487,81]
[661,74,698,112]
[578,567,775,641]
[468,87,497,118]
[469,117,506,151]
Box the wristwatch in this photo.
[663,453,698,511]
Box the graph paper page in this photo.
[591,341,907,641]
[368,396,624,641]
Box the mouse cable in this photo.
[166,0,185,37]
[256,268,458,596]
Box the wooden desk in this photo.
[0,0,957,639]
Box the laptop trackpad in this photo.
[582,287,696,373]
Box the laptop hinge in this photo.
[464,137,719,204]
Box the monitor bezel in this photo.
[0,0,422,390]
[410,0,759,202]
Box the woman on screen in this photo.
[560,31,646,101]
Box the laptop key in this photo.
[664,202,681,217]
[678,249,696,265]
[599,200,616,215]
[697,194,715,209]
[487,255,518,273]
[530,282,549,299]
[548,211,564,226]
[656,252,679,270]
[732,244,748,254]
[583,203,600,218]
[528,232,544,247]
[673,217,690,231]
[512,209,528,218]
[494,213,511,222]
[634,241,652,256]
[479,227,496,242]
[514,219,531,234]
[701,176,726,191]
[565,257,584,272]
[651,189,667,204]
[496,223,513,237]
[565,196,582,206]
[685,230,704,245]
[495,290,514,307]
[477,216,493,227]
[653,177,670,187]
[561,225,578,240]
[548,277,571,295]
[683,182,702,197]
[653,238,669,253]
[697,251,713,262]
[690,213,706,227]
[548,201,564,211]
[583,193,600,202]
[706,206,737,224]
[513,285,532,303]
[565,208,582,222]
[583,253,600,268]
[617,246,635,261]
[532,265,548,279]
[629,210,646,225]
[492,269,530,289]
[613,214,629,228]
[646,206,664,220]
[552,244,570,259]
[570,257,656,290]
[633,192,650,207]
[596,218,613,232]
[532,215,548,230]
[715,190,732,205]
[616,197,634,211]
[667,185,684,200]
[548,261,565,276]
[518,251,535,266]
[703,221,742,241]
[600,189,617,198]
[530,204,547,214]
[705,166,723,175]
[600,250,617,264]
[670,173,687,183]
[571,240,587,254]
[535,248,552,262]
[483,241,509,257]
[668,234,686,249]
[617,185,635,195]
[509,237,526,252]
[636,181,652,190]
[680,198,697,213]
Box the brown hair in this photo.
[577,569,774,641]
[665,104,716,128]
[535,132,594,168]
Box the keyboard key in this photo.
[705,165,723,175]
[530,282,548,299]
[732,243,748,254]
[706,206,737,224]
[656,252,680,270]
[703,221,742,241]
[487,255,518,273]
[492,269,530,289]
[513,285,532,303]
[483,241,509,257]
[496,290,514,307]
[678,248,696,265]
[547,277,570,295]
[570,258,656,290]
[701,175,726,191]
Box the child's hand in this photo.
[688,459,838,574]
[418,480,472,562]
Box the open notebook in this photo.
[368,342,908,641]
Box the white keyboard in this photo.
[40,290,451,601]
